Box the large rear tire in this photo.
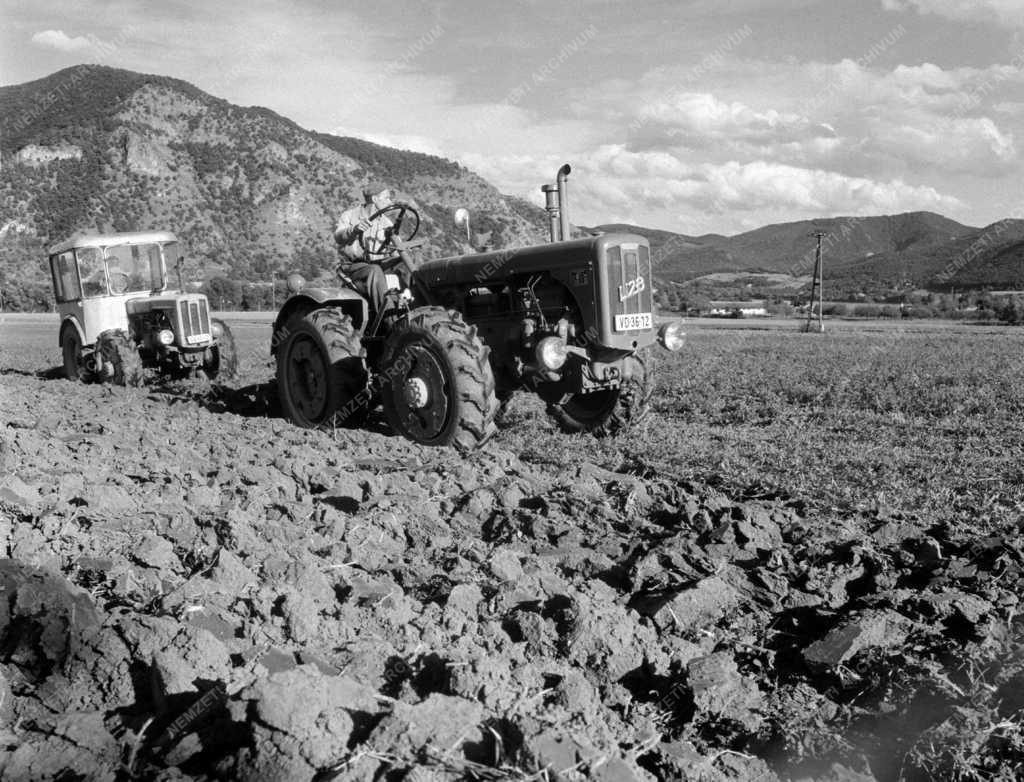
[277,307,369,428]
[547,351,651,436]
[96,329,145,387]
[62,327,95,383]
[380,307,497,450]
[203,318,238,381]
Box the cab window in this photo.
[51,252,81,302]
[160,242,180,289]
[77,247,106,297]
[104,244,157,294]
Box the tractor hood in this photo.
[415,234,646,288]
[126,294,190,313]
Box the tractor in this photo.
[48,231,236,385]
[271,164,685,449]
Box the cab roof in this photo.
[48,231,179,255]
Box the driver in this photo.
[333,181,397,319]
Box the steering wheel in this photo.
[359,203,420,257]
[108,271,131,294]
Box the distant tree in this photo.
[995,297,1024,324]
[0,279,52,312]
[678,291,710,314]
[204,277,242,309]
[767,301,793,316]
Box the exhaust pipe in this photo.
[540,163,573,243]
[556,164,571,242]
[541,183,560,242]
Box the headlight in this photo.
[157,329,175,346]
[211,320,224,339]
[536,336,568,370]
[657,320,686,352]
[286,273,306,294]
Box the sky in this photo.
[3,0,1024,235]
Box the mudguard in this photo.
[58,315,87,348]
[270,288,368,355]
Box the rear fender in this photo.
[58,316,87,348]
[271,288,367,355]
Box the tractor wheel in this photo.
[96,329,145,387]
[379,307,498,451]
[277,307,369,428]
[62,327,95,383]
[547,351,652,436]
[203,319,238,380]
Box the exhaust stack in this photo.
[540,163,573,243]
[541,184,560,242]
[556,164,571,242]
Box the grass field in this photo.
[500,320,1024,530]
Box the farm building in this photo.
[706,300,769,317]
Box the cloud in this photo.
[577,57,1024,181]
[635,92,812,142]
[30,29,94,53]
[881,0,1024,27]
[466,145,963,233]
[317,43,1020,231]
[879,116,1016,173]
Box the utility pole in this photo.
[805,232,826,332]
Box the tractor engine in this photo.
[412,232,656,399]
[127,293,216,370]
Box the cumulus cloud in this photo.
[881,0,1024,27]
[635,92,812,142]
[579,57,1024,181]
[448,48,1024,231]
[467,144,962,232]
[880,116,1016,173]
[30,29,95,53]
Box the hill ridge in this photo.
[0,65,549,308]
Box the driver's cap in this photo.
[362,180,389,199]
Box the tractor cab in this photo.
[49,232,235,385]
[50,231,179,346]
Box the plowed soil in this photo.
[2,314,1023,782]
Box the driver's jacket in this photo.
[333,203,393,262]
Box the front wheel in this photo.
[62,327,95,383]
[547,352,652,436]
[96,330,145,387]
[379,307,498,450]
[203,319,238,380]
[277,307,369,428]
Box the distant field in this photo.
[686,271,813,287]
[501,320,1024,529]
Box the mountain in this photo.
[601,212,1024,297]
[0,65,548,307]
[825,218,1024,294]
[590,223,741,278]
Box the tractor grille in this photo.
[606,243,654,321]
[179,298,211,342]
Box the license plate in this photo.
[614,313,652,331]
[185,334,211,345]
